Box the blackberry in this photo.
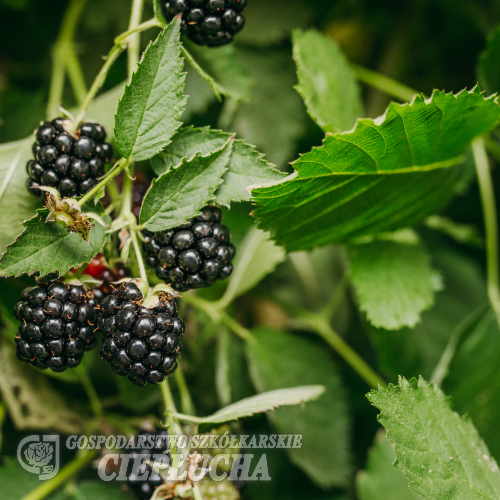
[98,281,183,386]
[82,255,129,303]
[144,206,235,292]
[125,428,170,500]
[14,279,98,371]
[26,118,113,199]
[161,0,246,47]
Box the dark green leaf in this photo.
[369,377,500,500]
[0,204,111,278]
[246,327,351,488]
[183,41,251,102]
[347,240,441,330]
[478,24,500,95]
[253,88,500,251]
[139,139,233,232]
[293,30,363,133]
[357,432,422,500]
[115,19,186,161]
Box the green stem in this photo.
[115,17,162,45]
[75,43,125,125]
[19,450,98,500]
[77,158,129,206]
[131,229,148,282]
[302,313,386,389]
[46,0,89,119]
[175,365,196,415]
[64,46,88,104]
[127,0,145,76]
[77,366,103,419]
[351,63,419,103]
[289,252,323,309]
[472,137,500,326]
[160,378,178,415]
[193,483,203,500]
[0,402,5,453]
[484,136,500,165]
[321,275,349,321]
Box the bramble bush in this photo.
[2,0,500,499]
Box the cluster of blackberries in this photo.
[144,206,235,291]
[162,0,247,47]
[125,429,170,500]
[27,118,113,199]
[99,282,183,386]
[14,280,97,371]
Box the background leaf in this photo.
[357,432,422,500]
[218,229,286,307]
[293,30,363,133]
[0,457,45,500]
[114,19,186,161]
[369,377,500,500]
[253,88,500,251]
[246,327,351,488]
[0,205,110,277]
[183,41,251,102]
[139,140,232,232]
[50,481,135,500]
[347,240,441,330]
[478,24,500,95]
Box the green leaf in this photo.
[139,139,233,232]
[0,204,111,278]
[115,19,186,162]
[175,386,325,424]
[347,240,441,330]
[231,47,309,168]
[246,327,351,488]
[218,229,286,307]
[154,0,167,25]
[370,242,487,382]
[478,24,500,95]
[0,457,44,500]
[443,311,500,460]
[183,41,251,102]
[253,88,500,251]
[293,30,363,133]
[151,127,285,206]
[357,432,422,500]
[369,377,500,500]
[0,339,83,434]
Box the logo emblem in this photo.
[17,435,60,480]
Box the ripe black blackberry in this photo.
[144,206,235,292]
[162,0,247,47]
[125,428,170,500]
[14,279,98,372]
[98,281,183,386]
[27,118,113,199]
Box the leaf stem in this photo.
[131,228,148,282]
[19,450,98,500]
[289,251,323,309]
[77,157,130,207]
[175,364,196,415]
[351,63,419,103]
[301,312,386,389]
[64,46,88,104]
[127,0,145,76]
[77,366,103,419]
[472,137,500,326]
[115,17,163,45]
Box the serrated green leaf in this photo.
[0,339,83,434]
[0,204,111,277]
[115,19,186,161]
[347,240,441,330]
[231,47,309,168]
[139,139,233,232]
[175,386,325,424]
[151,127,285,206]
[183,41,251,102]
[253,88,500,251]
[218,229,286,307]
[478,24,500,95]
[293,30,363,133]
[357,432,422,500]
[369,377,500,500]
[246,327,351,488]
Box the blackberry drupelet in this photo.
[14,279,98,371]
[27,118,113,199]
[144,206,235,292]
[161,0,247,47]
[98,281,183,386]
[125,428,170,500]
